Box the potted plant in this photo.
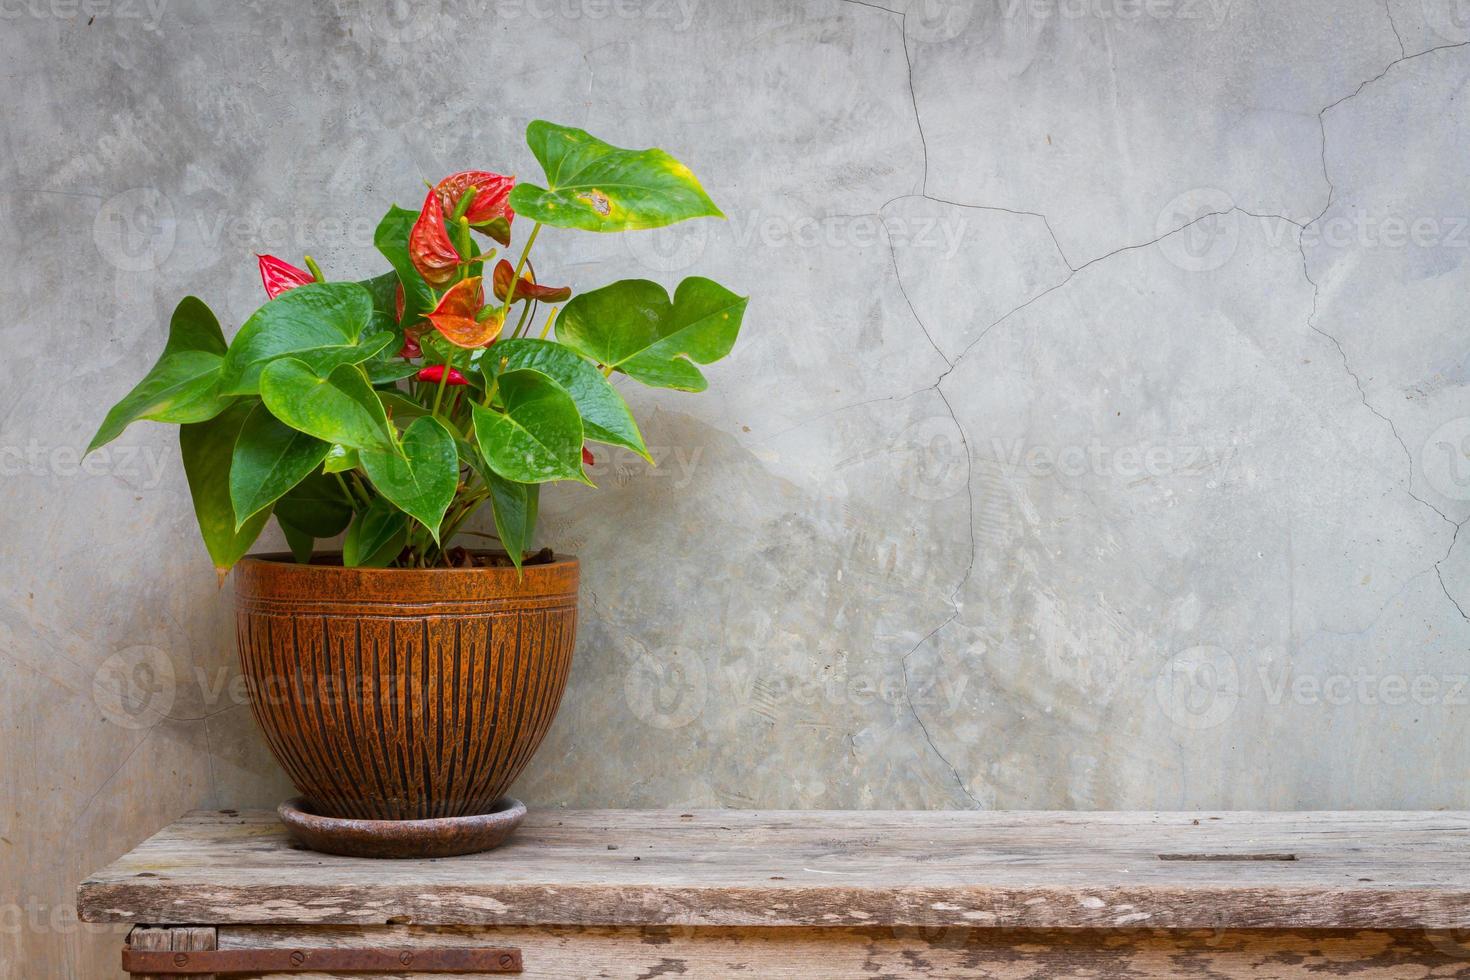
[86,121,746,857]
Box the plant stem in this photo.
[332,472,356,508]
[431,351,454,416]
[540,306,559,340]
[496,221,542,326]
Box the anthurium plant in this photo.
[88,121,746,574]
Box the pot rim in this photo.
[239,550,578,571]
[233,551,579,603]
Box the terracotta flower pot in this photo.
[232,554,577,823]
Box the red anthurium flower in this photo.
[257,254,314,299]
[435,171,515,246]
[416,365,468,386]
[582,446,595,467]
[425,275,501,348]
[492,259,572,304]
[409,188,462,287]
[399,335,421,359]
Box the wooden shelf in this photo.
[80,809,1470,930]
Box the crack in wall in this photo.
[1301,39,1470,620]
[1384,0,1407,58]
[845,0,1470,800]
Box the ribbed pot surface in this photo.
[232,554,578,820]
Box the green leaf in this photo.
[486,471,538,570]
[219,282,381,395]
[279,518,315,564]
[508,120,724,232]
[179,401,271,578]
[274,471,354,538]
[379,391,430,426]
[374,205,435,328]
[359,416,459,542]
[557,277,746,391]
[88,296,233,453]
[343,498,407,567]
[321,444,360,474]
[492,338,649,460]
[470,370,587,484]
[229,404,331,529]
[357,270,404,337]
[366,359,419,385]
[259,359,395,453]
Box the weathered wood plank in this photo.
[81,810,1470,929]
[126,925,216,980]
[126,927,170,980]
[218,925,1470,979]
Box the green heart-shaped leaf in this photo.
[360,416,459,541]
[180,401,271,578]
[274,471,354,538]
[471,370,587,484]
[343,498,407,567]
[219,282,380,395]
[491,338,649,459]
[508,120,724,232]
[88,296,233,453]
[485,471,539,571]
[356,270,404,337]
[557,277,747,391]
[259,359,395,453]
[229,404,331,528]
[374,205,435,328]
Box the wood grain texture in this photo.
[80,810,1470,930]
[127,925,216,980]
[232,556,578,820]
[215,925,1470,979]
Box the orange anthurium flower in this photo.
[257,254,314,298]
[492,258,572,304]
[435,171,515,246]
[425,276,500,348]
[409,188,462,287]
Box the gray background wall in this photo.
[5,0,1470,975]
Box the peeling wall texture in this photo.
[4,0,1470,975]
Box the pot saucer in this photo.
[278,797,526,859]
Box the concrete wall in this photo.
[5,0,1470,975]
